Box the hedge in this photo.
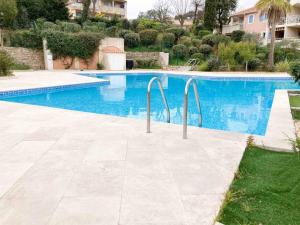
[10,30,43,49]
[139,29,158,46]
[0,50,13,76]
[124,33,140,48]
[161,33,175,48]
[172,44,188,59]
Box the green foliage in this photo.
[201,34,217,46]
[242,33,261,43]
[118,29,133,39]
[136,18,166,31]
[172,44,188,59]
[218,42,236,70]
[165,27,186,41]
[290,61,300,83]
[189,47,199,56]
[198,61,209,71]
[42,21,59,30]
[192,38,202,48]
[198,30,211,38]
[97,63,104,70]
[0,50,13,76]
[10,30,43,49]
[161,33,175,48]
[0,0,17,27]
[178,36,192,47]
[106,26,118,37]
[275,60,290,72]
[82,21,106,33]
[248,58,261,71]
[231,30,245,42]
[207,56,220,71]
[204,0,217,30]
[199,44,213,56]
[11,62,31,70]
[134,59,160,69]
[139,29,158,46]
[219,147,300,225]
[81,0,91,22]
[42,31,103,60]
[124,33,140,48]
[42,0,69,22]
[57,21,81,33]
[191,53,204,62]
[236,41,256,71]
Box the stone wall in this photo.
[3,47,45,70]
[126,52,169,67]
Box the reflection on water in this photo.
[2,74,300,135]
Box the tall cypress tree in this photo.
[203,0,217,31]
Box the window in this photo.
[260,13,267,21]
[248,14,255,24]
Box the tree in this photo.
[215,0,237,33]
[43,0,69,22]
[170,0,191,27]
[203,0,216,30]
[82,0,92,22]
[91,0,98,16]
[0,0,17,46]
[237,42,256,71]
[154,0,171,23]
[256,0,292,68]
[192,0,204,25]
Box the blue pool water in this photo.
[1,73,300,135]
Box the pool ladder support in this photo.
[183,78,202,139]
[147,77,170,133]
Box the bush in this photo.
[231,30,245,42]
[42,21,59,30]
[275,60,290,72]
[198,61,209,71]
[192,38,202,48]
[82,25,105,33]
[42,31,103,60]
[201,34,217,46]
[57,21,81,33]
[124,33,140,48]
[199,44,213,56]
[242,33,261,44]
[0,50,13,76]
[207,56,220,71]
[198,30,211,39]
[179,36,192,47]
[290,61,300,83]
[191,53,204,62]
[215,35,231,45]
[10,30,43,49]
[134,59,160,69]
[172,44,188,59]
[161,33,175,48]
[248,58,261,71]
[139,29,158,46]
[97,63,104,70]
[189,47,199,56]
[118,29,133,39]
[166,27,186,41]
[106,26,118,37]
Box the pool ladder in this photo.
[147,77,202,139]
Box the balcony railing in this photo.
[222,24,243,34]
[101,6,126,16]
[278,15,300,25]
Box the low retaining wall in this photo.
[126,52,169,67]
[3,47,45,70]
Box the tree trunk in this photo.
[193,4,199,25]
[179,16,185,27]
[269,15,276,68]
[0,28,3,47]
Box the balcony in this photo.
[290,0,300,6]
[101,5,126,16]
[278,15,300,26]
[222,24,243,34]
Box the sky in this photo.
[127,0,257,19]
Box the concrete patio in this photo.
[0,71,250,225]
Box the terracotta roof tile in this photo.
[103,46,123,53]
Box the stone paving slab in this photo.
[0,101,247,225]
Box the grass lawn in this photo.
[289,95,300,120]
[218,147,300,225]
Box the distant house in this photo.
[223,0,300,43]
[67,0,127,19]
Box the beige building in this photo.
[67,0,127,19]
[223,0,300,43]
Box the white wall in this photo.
[103,53,126,71]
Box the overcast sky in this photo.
[127,0,257,19]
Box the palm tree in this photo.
[256,0,292,68]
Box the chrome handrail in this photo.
[183,78,202,139]
[147,77,170,133]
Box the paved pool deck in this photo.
[0,70,295,225]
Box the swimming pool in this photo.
[1,73,299,135]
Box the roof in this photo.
[232,6,258,17]
[102,46,123,53]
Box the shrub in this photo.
[248,58,261,71]
[198,30,211,39]
[42,31,103,60]
[83,25,105,33]
[198,61,209,71]
[161,33,175,48]
[191,53,204,62]
[10,30,43,49]
[218,42,236,70]
[97,63,104,70]
[166,27,186,41]
[106,26,118,37]
[11,63,31,70]
[275,60,290,72]
[207,56,220,71]
[57,21,81,33]
[192,38,202,48]
[242,33,261,44]
[139,29,158,46]
[42,21,59,30]
[172,44,188,59]
[118,29,133,39]
[124,33,140,48]
[201,34,217,46]
[290,61,300,83]
[215,35,231,45]
[199,44,213,56]
[134,59,160,69]
[231,30,245,42]
[189,47,199,56]
[0,50,13,76]
[179,36,192,47]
